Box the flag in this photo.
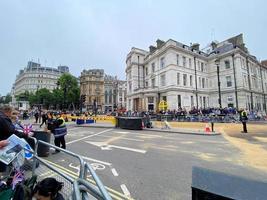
[23,124,33,134]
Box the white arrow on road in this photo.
[85,141,146,154]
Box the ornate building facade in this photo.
[80,69,126,112]
[80,69,104,111]
[13,61,69,96]
[104,75,127,112]
[126,34,267,112]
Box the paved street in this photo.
[31,124,267,200]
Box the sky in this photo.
[0,0,266,95]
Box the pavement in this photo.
[74,120,267,173]
[24,118,267,173]
[75,121,220,136]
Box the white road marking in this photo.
[98,135,145,142]
[120,184,131,198]
[81,156,112,166]
[111,168,119,176]
[69,163,80,173]
[66,129,112,145]
[113,131,130,134]
[109,144,146,153]
[86,141,147,154]
[119,131,163,138]
[91,163,105,170]
[68,130,94,135]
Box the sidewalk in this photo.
[75,122,220,135]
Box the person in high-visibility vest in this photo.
[240,109,248,133]
[53,113,67,153]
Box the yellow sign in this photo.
[158,100,168,110]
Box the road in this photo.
[33,125,267,200]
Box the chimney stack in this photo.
[156,39,165,48]
[149,45,157,53]
[211,41,217,50]
[191,43,200,51]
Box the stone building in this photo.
[104,75,127,112]
[126,34,267,112]
[13,61,69,96]
[80,69,104,111]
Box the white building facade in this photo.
[126,34,267,112]
[14,61,69,95]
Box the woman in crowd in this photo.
[32,177,64,200]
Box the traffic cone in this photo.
[205,123,211,133]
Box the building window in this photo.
[226,76,232,87]
[176,54,179,66]
[191,96,194,107]
[201,63,204,72]
[177,95,181,108]
[148,97,154,103]
[109,90,112,103]
[151,63,155,72]
[160,57,165,68]
[145,81,148,87]
[189,58,192,68]
[198,77,201,88]
[225,60,230,69]
[243,74,247,87]
[177,73,180,85]
[161,74,166,86]
[105,91,108,103]
[190,75,193,86]
[145,67,148,76]
[202,78,205,88]
[183,74,187,86]
[129,82,132,91]
[129,71,132,79]
[183,56,186,67]
[227,96,233,102]
[151,78,155,88]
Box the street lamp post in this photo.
[215,59,222,109]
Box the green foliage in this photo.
[25,73,80,110]
[0,93,12,104]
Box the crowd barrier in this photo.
[153,114,266,123]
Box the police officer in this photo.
[53,113,67,153]
[240,109,248,133]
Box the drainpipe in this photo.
[246,57,253,110]
[138,55,140,89]
[194,57,198,109]
[232,54,239,110]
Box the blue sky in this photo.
[0,0,266,95]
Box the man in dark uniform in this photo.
[52,114,67,154]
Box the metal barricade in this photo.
[25,137,112,200]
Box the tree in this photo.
[16,91,30,101]
[51,88,63,110]
[35,88,52,109]
[58,73,80,110]
[0,93,12,104]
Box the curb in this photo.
[144,128,221,136]
[75,124,221,136]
